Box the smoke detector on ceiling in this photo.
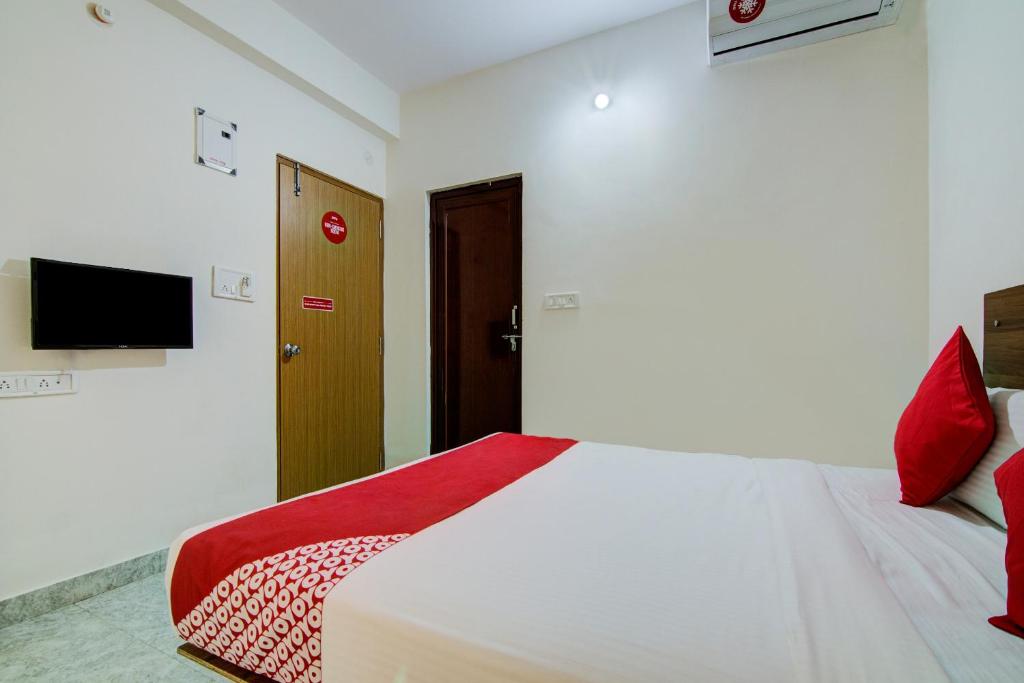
[93,4,115,25]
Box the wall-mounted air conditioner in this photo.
[708,0,903,65]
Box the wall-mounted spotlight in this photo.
[593,93,611,110]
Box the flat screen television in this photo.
[31,258,193,349]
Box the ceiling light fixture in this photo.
[593,93,611,110]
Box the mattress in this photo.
[821,465,1024,682]
[167,435,1023,682]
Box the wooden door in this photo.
[430,178,522,453]
[277,157,383,501]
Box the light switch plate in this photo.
[544,292,581,310]
[0,372,76,398]
[213,266,255,302]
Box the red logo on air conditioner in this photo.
[729,0,766,24]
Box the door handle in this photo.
[283,343,302,359]
[501,334,523,352]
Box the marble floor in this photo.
[0,573,222,682]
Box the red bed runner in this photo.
[170,433,576,683]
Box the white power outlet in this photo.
[213,266,255,302]
[543,292,581,310]
[0,372,76,398]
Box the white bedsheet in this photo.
[821,465,1024,682]
[319,442,952,682]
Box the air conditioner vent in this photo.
[708,0,903,65]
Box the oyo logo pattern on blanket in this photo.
[177,534,409,683]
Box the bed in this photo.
[167,287,1024,682]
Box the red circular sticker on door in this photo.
[729,0,766,23]
[322,211,347,244]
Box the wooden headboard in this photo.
[984,284,1024,390]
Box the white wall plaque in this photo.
[195,107,237,176]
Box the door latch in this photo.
[501,334,523,352]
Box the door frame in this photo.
[429,176,523,454]
[275,154,385,501]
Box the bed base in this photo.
[177,643,276,683]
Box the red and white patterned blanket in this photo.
[169,433,576,682]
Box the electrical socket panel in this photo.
[213,266,255,302]
[0,372,76,398]
[543,292,581,310]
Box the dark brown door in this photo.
[430,178,522,453]
[277,156,383,501]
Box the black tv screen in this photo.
[31,258,193,349]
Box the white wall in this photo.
[385,1,929,468]
[157,0,400,137]
[928,0,1024,355]
[0,0,386,600]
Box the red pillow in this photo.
[990,448,1024,639]
[894,326,994,506]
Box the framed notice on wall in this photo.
[194,107,237,176]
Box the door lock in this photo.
[283,343,302,359]
[501,334,523,352]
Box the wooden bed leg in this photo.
[177,643,276,683]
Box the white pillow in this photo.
[951,387,1024,528]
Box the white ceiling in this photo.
[272,0,692,93]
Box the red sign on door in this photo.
[302,296,334,312]
[322,211,348,244]
[729,0,766,24]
